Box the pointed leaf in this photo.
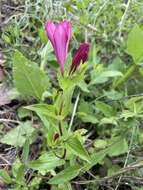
[107,138,128,156]
[66,136,90,162]
[49,165,81,184]
[0,169,12,184]
[0,122,35,147]
[127,24,143,62]
[13,50,49,100]
[28,152,65,174]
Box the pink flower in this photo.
[45,20,71,74]
[70,43,90,74]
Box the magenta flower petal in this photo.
[62,21,72,58]
[45,21,56,47]
[62,21,72,40]
[45,20,72,74]
[54,24,68,73]
[70,43,90,74]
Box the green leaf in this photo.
[61,88,74,117]
[49,165,81,184]
[94,139,107,149]
[0,122,35,147]
[22,138,30,164]
[59,76,81,91]
[108,165,121,176]
[139,68,143,77]
[16,164,25,185]
[13,50,49,100]
[107,138,128,156]
[95,101,116,117]
[78,81,89,93]
[112,64,137,89]
[91,70,123,85]
[125,96,143,108]
[78,100,93,114]
[108,57,125,72]
[18,107,31,119]
[127,24,143,62]
[38,27,48,44]
[25,104,63,120]
[28,152,65,174]
[120,110,137,120]
[57,183,73,190]
[77,112,99,124]
[99,71,123,78]
[28,177,42,188]
[39,41,53,70]
[12,158,22,178]
[100,117,117,126]
[78,100,98,124]
[84,149,108,172]
[66,136,90,162]
[104,90,123,101]
[0,169,12,184]
[58,64,87,91]
[84,139,128,172]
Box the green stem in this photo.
[68,92,80,132]
[58,100,64,136]
[112,64,137,89]
[40,60,45,71]
[56,97,67,159]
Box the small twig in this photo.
[118,0,131,38]
[86,171,96,179]
[0,163,11,166]
[0,155,11,165]
[108,93,143,103]
[0,13,22,27]
[114,123,136,190]
[3,5,24,11]
[87,24,97,32]
[72,160,143,185]
[68,12,97,32]
[121,176,143,185]
[0,118,21,124]
[93,0,110,25]
[119,93,143,100]
[69,92,80,131]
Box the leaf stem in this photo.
[58,100,64,136]
[69,92,80,132]
[112,64,137,89]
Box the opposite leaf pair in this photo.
[45,20,90,75]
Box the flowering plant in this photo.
[1,1,143,189]
[9,20,92,188]
[1,17,141,190]
[45,20,90,75]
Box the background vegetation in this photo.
[1,0,143,189]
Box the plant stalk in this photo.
[112,64,137,89]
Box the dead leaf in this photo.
[0,66,5,81]
[0,85,19,106]
[0,52,6,81]
[0,177,7,189]
[0,86,11,105]
[0,52,6,66]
